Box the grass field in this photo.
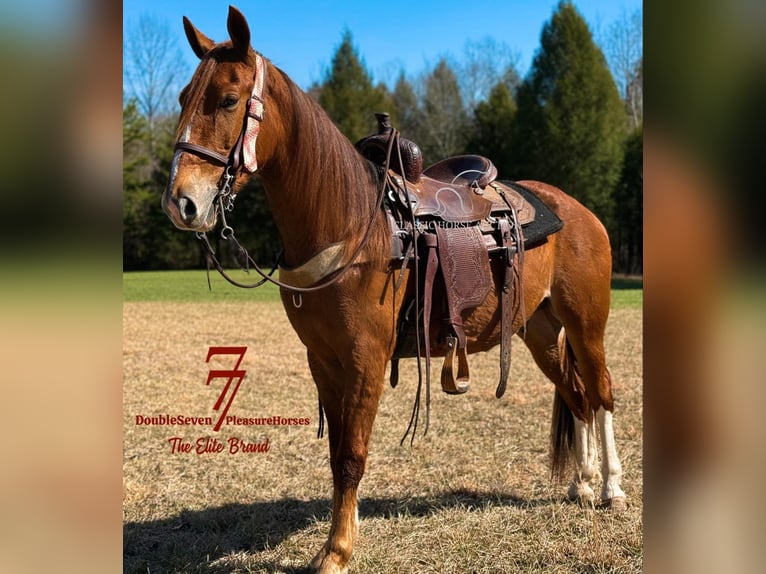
[123,270,643,309]
[123,271,642,573]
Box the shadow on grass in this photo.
[123,489,551,573]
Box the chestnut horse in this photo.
[162,6,626,573]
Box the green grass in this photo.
[123,270,282,302]
[610,288,642,309]
[123,270,642,309]
[610,276,643,310]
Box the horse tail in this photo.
[550,329,580,481]
[551,389,574,481]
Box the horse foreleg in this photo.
[307,349,386,574]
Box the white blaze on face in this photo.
[168,123,192,191]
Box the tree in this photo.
[626,57,643,129]
[392,72,421,139]
[124,13,188,157]
[123,98,150,193]
[123,99,199,271]
[467,82,517,178]
[510,1,626,228]
[600,7,643,129]
[418,59,469,165]
[318,30,390,142]
[459,37,521,110]
[612,128,643,274]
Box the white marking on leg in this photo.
[568,416,596,502]
[596,407,626,502]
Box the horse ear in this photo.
[227,5,251,57]
[183,16,214,59]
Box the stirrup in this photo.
[440,336,470,394]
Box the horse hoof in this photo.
[309,546,348,574]
[567,483,595,508]
[566,492,596,508]
[601,496,628,512]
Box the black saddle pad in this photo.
[503,181,564,248]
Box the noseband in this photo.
[173,52,267,212]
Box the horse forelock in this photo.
[176,56,217,140]
[176,45,258,141]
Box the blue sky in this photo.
[123,0,642,90]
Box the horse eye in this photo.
[220,95,239,110]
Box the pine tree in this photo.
[510,1,626,227]
[123,101,199,270]
[123,99,150,194]
[467,81,517,178]
[319,30,389,142]
[613,128,643,274]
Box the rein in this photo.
[196,160,390,294]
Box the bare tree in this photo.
[124,14,188,153]
[600,7,643,128]
[459,37,521,111]
[626,57,643,128]
[419,59,469,164]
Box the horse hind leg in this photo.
[570,404,601,506]
[550,294,627,509]
[595,370,627,509]
[522,302,600,506]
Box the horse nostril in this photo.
[178,196,198,223]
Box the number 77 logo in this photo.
[205,346,247,431]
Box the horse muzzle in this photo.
[162,189,217,231]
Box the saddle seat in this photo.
[422,154,498,188]
[390,169,535,226]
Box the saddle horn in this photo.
[355,113,423,184]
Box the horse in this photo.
[162,6,626,573]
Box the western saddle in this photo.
[357,113,538,400]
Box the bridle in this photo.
[174,52,267,216]
[171,51,395,294]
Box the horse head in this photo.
[162,5,272,232]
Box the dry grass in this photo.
[123,302,642,573]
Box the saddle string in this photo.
[497,187,527,333]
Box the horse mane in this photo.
[268,66,390,269]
